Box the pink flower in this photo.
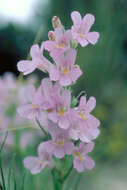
[77,96,100,127]
[36,78,72,129]
[49,49,82,86]
[24,141,54,174]
[48,89,71,129]
[69,96,100,142]
[68,110,86,141]
[40,78,62,110]
[73,142,95,172]
[17,85,43,119]
[46,123,74,158]
[17,44,52,75]
[71,11,99,47]
[44,27,72,59]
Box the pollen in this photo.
[63,68,68,75]
[74,151,83,162]
[57,43,63,48]
[32,104,39,109]
[57,141,63,147]
[59,108,65,116]
[79,33,85,38]
[78,111,86,120]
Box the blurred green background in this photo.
[0,0,127,189]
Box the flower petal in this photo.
[82,14,95,33]
[86,96,96,112]
[69,128,79,140]
[54,27,64,42]
[79,96,87,109]
[71,11,82,26]
[58,117,70,129]
[59,75,71,86]
[17,60,37,75]
[54,147,65,158]
[30,44,40,59]
[24,156,43,174]
[84,156,95,170]
[48,112,58,123]
[44,40,55,51]
[61,90,71,108]
[71,65,82,82]
[73,158,85,172]
[65,49,77,65]
[83,142,94,154]
[49,67,60,81]
[86,32,100,45]
[78,37,89,47]
[64,142,74,155]
[87,115,100,128]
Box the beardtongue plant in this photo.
[17,11,100,189]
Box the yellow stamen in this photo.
[80,33,85,38]
[32,104,39,109]
[74,152,83,162]
[78,111,86,120]
[57,43,63,48]
[59,108,65,116]
[63,68,68,75]
[57,141,63,147]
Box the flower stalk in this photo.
[16,10,101,188]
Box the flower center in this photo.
[79,33,85,38]
[57,43,64,48]
[62,68,68,75]
[59,108,66,116]
[57,40,67,49]
[32,104,39,109]
[74,151,83,162]
[57,141,63,147]
[78,111,86,120]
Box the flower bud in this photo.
[52,16,62,29]
[48,31,55,41]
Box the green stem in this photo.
[51,169,63,190]
[0,132,8,154]
[74,173,83,190]
[62,164,73,181]
[36,118,50,140]
[0,157,6,190]
[51,163,73,190]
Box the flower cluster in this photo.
[17,11,100,173]
[0,73,41,150]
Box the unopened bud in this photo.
[52,16,62,29]
[48,31,55,41]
